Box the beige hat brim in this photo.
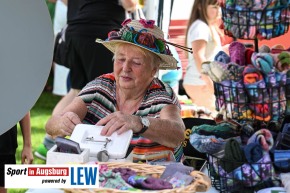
[96,39,178,70]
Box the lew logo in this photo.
[70,167,98,185]
[5,164,99,188]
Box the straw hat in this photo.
[96,19,178,70]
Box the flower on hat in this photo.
[139,19,155,28]
[136,31,156,49]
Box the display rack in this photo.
[207,1,290,192]
[217,0,290,125]
[221,1,290,52]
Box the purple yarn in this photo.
[141,177,173,190]
[112,168,137,182]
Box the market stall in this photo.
[190,0,290,192]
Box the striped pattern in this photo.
[78,73,183,161]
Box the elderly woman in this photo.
[46,19,185,162]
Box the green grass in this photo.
[9,91,61,193]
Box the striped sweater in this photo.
[78,73,183,162]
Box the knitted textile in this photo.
[189,133,228,154]
[220,138,247,173]
[229,41,246,66]
[214,50,231,64]
[276,51,290,72]
[247,129,274,151]
[160,162,193,179]
[243,65,269,103]
[112,168,137,182]
[99,170,134,190]
[251,52,274,75]
[128,175,173,190]
[243,142,264,163]
[245,48,255,65]
[165,172,194,188]
[201,61,230,82]
[192,122,241,139]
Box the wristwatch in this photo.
[134,116,150,135]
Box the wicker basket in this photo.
[63,162,211,193]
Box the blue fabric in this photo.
[161,70,182,87]
[274,149,290,172]
[214,50,230,64]
[189,133,227,154]
[243,142,263,163]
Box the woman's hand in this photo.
[46,97,87,138]
[97,112,141,136]
[58,112,82,136]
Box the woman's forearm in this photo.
[141,105,185,148]
[142,118,185,148]
[45,115,66,138]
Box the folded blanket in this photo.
[201,61,230,82]
[232,104,253,120]
[243,142,264,163]
[247,129,274,151]
[249,104,271,121]
[264,71,286,121]
[259,45,271,53]
[244,80,269,103]
[282,123,290,134]
[193,122,241,139]
[231,80,247,103]
[100,170,134,190]
[112,168,136,182]
[128,175,173,190]
[235,0,268,9]
[217,80,232,102]
[165,172,194,188]
[189,133,227,154]
[264,72,276,87]
[245,48,255,65]
[251,52,274,75]
[240,123,256,145]
[160,163,193,179]
[243,65,264,84]
[229,41,246,66]
[214,50,230,64]
[227,62,245,81]
[243,65,271,120]
[231,153,275,187]
[276,51,290,72]
[220,138,247,173]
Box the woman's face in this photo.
[114,44,157,90]
[206,3,220,23]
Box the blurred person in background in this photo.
[182,0,227,115]
[0,112,33,193]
